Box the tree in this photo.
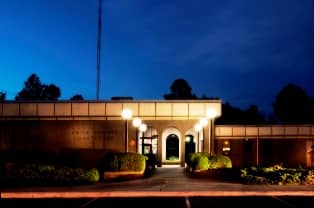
[70,94,84,100]
[15,73,61,101]
[42,84,61,100]
[272,83,310,123]
[0,92,6,101]
[215,102,265,124]
[164,78,197,99]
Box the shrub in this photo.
[84,168,100,183]
[0,162,100,186]
[103,152,147,172]
[208,155,232,169]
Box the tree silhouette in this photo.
[70,94,84,100]
[15,73,61,101]
[272,83,310,123]
[0,92,5,101]
[215,102,265,124]
[164,78,197,99]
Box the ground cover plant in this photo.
[240,164,314,185]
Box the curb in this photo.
[1,191,314,198]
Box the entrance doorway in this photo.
[166,134,179,161]
[161,127,181,163]
[185,134,195,163]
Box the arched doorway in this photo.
[162,127,181,163]
[166,134,179,160]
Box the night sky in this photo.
[1,0,314,115]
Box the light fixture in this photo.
[139,123,147,132]
[132,117,141,127]
[206,108,217,119]
[121,108,132,120]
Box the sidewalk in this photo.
[1,167,313,198]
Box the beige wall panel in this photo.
[56,117,73,120]
[55,103,71,116]
[141,116,157,120]
[173,103,188,116]
[259,127,271,136]
[73,117,90,120]
[89,103,106,116]
[298,127,310,135]
[3,104,19,116]
[285,127,298,135]
[106,103,122,116]
[233,127,245,136]
[272,127,284,135]
[122,103,139,116]
[172,116,189,120]
[39,117,56,120]
[139,103,155,116]
[246,127,258,136]
[189,103,204,116]
[72,103,88,116]
[156,103,171,116]
[216,127,233,137]
[37,103,54,116]
[20,103,36,116]
[106,117,122,120]
[88,116,106,120]
[155,116,172,120]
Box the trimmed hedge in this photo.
[187,152,232,171]
[0,162,100,186]
[103,152,147,172]
[241,165,314,185]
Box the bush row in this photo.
[186,152,232,171]
[102,152,147,172]
[0,162,100,186]
[240,165,314,185]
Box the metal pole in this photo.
[202,127,205,152]
[124,120,128,152]
[141,132,144,154]
[135,129,138,153]
[256,136,259,166]
[210,119,214,155]
[96,0,102,100]
[197,131,200,152]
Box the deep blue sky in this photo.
[1,0,314,115]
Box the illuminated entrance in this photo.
[162,127,182,163]
[166,134,179,160]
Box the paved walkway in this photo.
[1,167,313,198]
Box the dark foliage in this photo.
[0,92,5,101]
[273,83,313,123]
[15,73,61,100]
[164,78,197,99]
[216,102,265,124]
[70,94,84,100]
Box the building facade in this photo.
[0,100,313,168]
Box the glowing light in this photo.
[194,123,202,132]
[139,123,147,132]
[206,108,217,119]
[132,117,141,127]
[199,117,208,127]
[121,108,132,120]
